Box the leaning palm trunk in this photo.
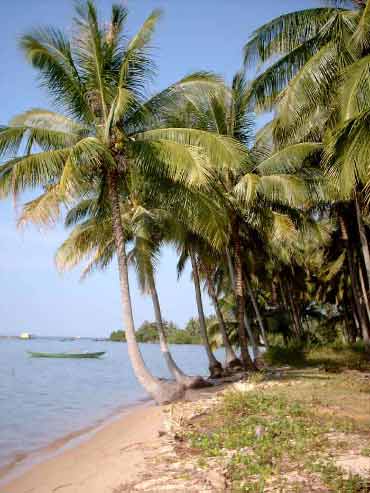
[355,194,370,298]
[226,247,257,368]
[189,249,223,378]
[205,271,242,369]
[108,171,184,404]
[148,274,209,388]
[245,277,269,348]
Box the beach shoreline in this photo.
[1,399,162,493]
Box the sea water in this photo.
[0,338,224,473]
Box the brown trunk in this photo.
[205,270,241,368]
[358,262,370,335]
[340,212,365,342]
[149,274,208,388]
[189,249,223,377]
[231,229,257,370]
[271,282,278,306]
[245,276,269,348]
[347,248,370,344]
[357,264,370,346]
[287,286,302,340]
[108,170,183,404]
[355,193,370,292]
[226,248,258,360]
[279,279,289,312]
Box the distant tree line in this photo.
[110,319,202,345]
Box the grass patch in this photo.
[361,446,370,457]
[184,371,370,491]
[264,342,370,371]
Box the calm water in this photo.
[0,338,222,473]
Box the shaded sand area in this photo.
[2,369,370,492]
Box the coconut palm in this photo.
[246,1,370,344]
[166,69,322,367]
[51,184,209,388]
[243,2,363,145]
[176,234,224,378]
[198,252,242,369]
[0,1,247,403]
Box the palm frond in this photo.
[135,128,249,172]
[352,0,370,50]
[118,9,161,98]
[130,139,210,187]
[257,143,323,175]
[340,53,370,119]
[20,27,91,120]
[0,148,69,198]
[74,0,110,121]
[243,8,340,66]
[18,185,63,228]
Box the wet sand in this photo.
[1,402,163,493]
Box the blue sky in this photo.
[0,0,320,337]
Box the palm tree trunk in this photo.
[107,170,183,404]
[189,248,223,378]
[205,271,241,368]
[149,274,208,388]
[347,248,370,345]
[287,287,303,340]
[229,231,257,370]
[358,263,370,330]
[357,263,370,346]
[339,212,365,342]
[245,276,268,348]
[355,193,370,291]
[226,248,258,362]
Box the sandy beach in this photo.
[1,402,164,493]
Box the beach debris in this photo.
[232,381,256,392]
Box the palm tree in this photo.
[245,1,370,345]
[243,2,362,144]
[0,1,246,402]
[167,70,321,367]
[176,235,224,378]
[49,177,210,389]
[199,255,242,369]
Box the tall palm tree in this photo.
[176,235,224,378]
[243,2,362,144]
[0,1,246,402]
[166,70,321,367]
[198,254,242,369]
[245,1,370,345]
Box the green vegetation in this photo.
[184,370,370,491]
[2,0,370,403]
[110,321,201,344]
[264,342,370,371]
[109,330,125,342]
[3,0,370,487]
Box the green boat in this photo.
[27,351,106,359]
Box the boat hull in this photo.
[27,351,106,359]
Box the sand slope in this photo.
[2,403,163,493]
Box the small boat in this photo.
[27,351,106,359]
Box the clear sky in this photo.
[0,0,321,337]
